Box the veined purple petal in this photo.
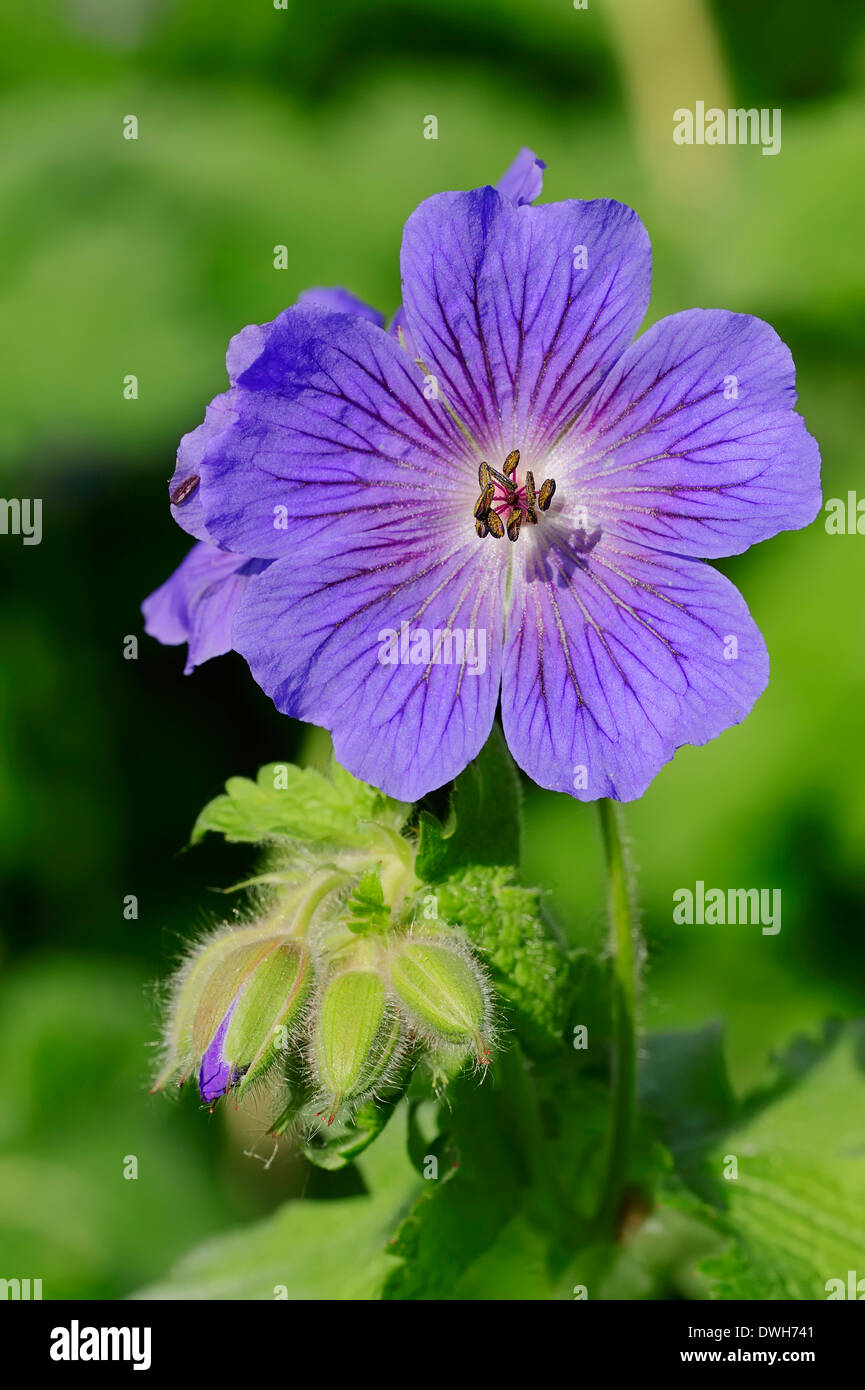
[495,147,546,205]
[195,307,476,559]
[168,408,228,543]
[298,287,385,326]
[199,1004,236,1103]
[142,541,270,674]
[501,532,768,802]
[387,150,545,359]
[569,308,822,558]
[389,305,416,358]
[400,188,651,458]
[232,525,505,801]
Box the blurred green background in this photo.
[0,0,863,1298]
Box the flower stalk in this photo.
[595,797,638,1235]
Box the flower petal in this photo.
[501,533,768,801]
[495,147,546,205]
[199,1005,236,1103]
[168,299,384,543]
[195,307,474,559]
[232,527,505,801]
[389,305,416,357]
[298,287,385,326]
[400,189,651,456]
[387,151,544,358]
[142,541,269,674]
[168,407,230,543]
[571,308,821,558]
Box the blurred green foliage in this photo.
[1,0,863,1297]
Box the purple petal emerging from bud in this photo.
[199,1003,240,1103]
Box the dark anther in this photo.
[473,452,556,541]
[171,475,200,506]
[503,448,520,477]
[537,478,556,511]
[474,483,494,519]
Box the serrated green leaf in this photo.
[190,760,409,847]
[699,1023,865,1300]
[434,865,582,1055]
[415,724,522,881]
[346,865,391,934]
[639,1019,844,1205]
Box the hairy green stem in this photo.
[595,798,638,1234]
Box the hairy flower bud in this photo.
[312,969,402,1123]
[389,938,491,1063]
[155,929,311,1102]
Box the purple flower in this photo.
[144,149,819,802]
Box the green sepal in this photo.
[390,940,487,1051]
[228,941,312,1096]
[313,970,400,1119]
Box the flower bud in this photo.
[312,969,401,1123]
[389,938,491,1063]
[155,931,311,1102]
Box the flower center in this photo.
[472,449,556,542]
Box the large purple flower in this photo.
[144,150,820,802]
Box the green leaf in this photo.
[303,1093,405,1171]
[190,760,408,847]
[435,865,584,1055]
[383,1063,526,1300]
[132,1108,418,1300]
[639,1019,843,1204]
[699,1023,865,1300]
[639,1023,739,1200]
[415,724,522,881]
[384,1047,616,1299]
[346,865,391,934]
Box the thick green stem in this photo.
[595,798,638,1234]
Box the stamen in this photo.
[171,475,200,506]
[503,448,520,477]
[486,464,513,491]
[538,478,556,511]
[472,453,556,542]
[473,484,494,519]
